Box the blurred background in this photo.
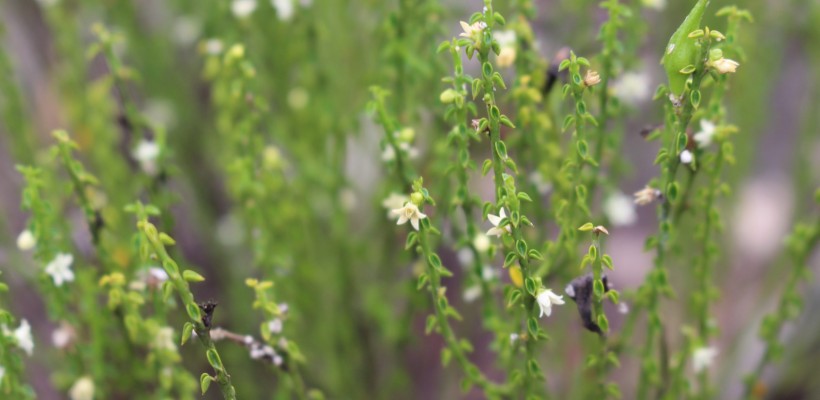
[1,0,819,399]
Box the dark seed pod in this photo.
[565,273,611,335]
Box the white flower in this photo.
[481,266,496,281]
[132,140,161,175]
[391,202,427,231]
[583,70,601,87]
[617,302,630,314]
[231,0,257,18]
[456,248,474,267]
[472,233,491,253]
[603,191,637,227]
[268,319,283,334]
[45,253,75,287]
[272,0,295,21]
[509,333,519,344]
[52,322,76,349]
[486,208,512,237]
[148,267,169,284]
[709,58,739,74]
[381,145,396,162]
[496,47,517,68]
[17,229,36,251]
[693,120,717,148]
[611,71,651,106]
[494,30,516,47]
[203,39,224,55]
[9,320,34,356]
[692,346,718,373]
[172,16,201,46]
[154,327,176,352]
[641,0,666,10]
[634,186,661,206]
[680,149,693,164]
[459,20,486,41]
[462,286,482,303]
[69,376,95,400]
[536,289,564,318]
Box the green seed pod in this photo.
[662,0,709,97]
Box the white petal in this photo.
[499,208,507,219]
[397,215,409,225]
[487,213,502,226]
[410,217,420,231]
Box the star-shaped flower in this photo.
[536,288,565,318]
[709,58,739,74]
[486,208,512,237]
[6,319,34,356]
[391,202,427,231]
[45,253,75,287]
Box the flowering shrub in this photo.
[1,0,819,399]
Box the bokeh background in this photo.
[1,0,819,399]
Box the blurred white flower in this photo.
[154,327,176,352]
[391,202,427,231]
[564,283,575,298]
[459,21,486,42]
[496,47,517,68]
[6,319,34,356]
[680,149,693,164]
[0,365,5,382]
[272,0,295,21]
[462,285,482,303]
[203,39,224,55]
[509,333,519,344]
[709,58,739,74]
[457,248,474,267]
[382,193,409,216]
[45,253,75,287]
[231,0,257,18]
[52,322,76,349]
[69,376,95,400]
[693,120,717,148]
[528,171,552,195]
[17,229,36,251]
[172,16,202,46]
[692,346,718,373]
[611,71,651,106]
[481,265,496,281]
[617,302,630,314]
[472,233,491,253]
[536,289,564,318]
[132,140,160,176]
[287,87,309,110]
[634,186,661,206]
[603,191,637,227]
[268,318,283,334]
[486,208,512,237]
[494,30,516,47]
[641,0,666,10]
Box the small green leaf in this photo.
[206,349,223,371]
[200,373,213,395]
[482,159,493,176]
[527,316,539,338]
[182,322,194,345]
[578,222,594,232]
[417,273,429,290]
[495,141,508,159]
[516,240,528,257]
[524,277,537,295]
[182,270,206,282]
[602,255,614,270]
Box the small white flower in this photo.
[132,140,161,175]
[709,58,739,74]
[203,39,224,55]
[472,233,491,253]
[391,202,427,231]
[494,30,516,47]
[268,319,283,334]
[481,266,496,281]
[172,16,201,46]
[693,120,717,148]
[486,208,512,237]
[509,333,519,344]
[231,0,257,18]
[634,186,661,206]
[641,0,666,10]
[536,288,565,318]
[69,376,95,400]
[617,302,630,314]
[496,47,516,68]
[611,71,651,107]
[603,191,637,227]
[692,346,718,373]
[148,267,169,284]
[458,20,486,41]
[45,253,75,287]
[8,319,34,356]
[17,229,36,251]
[462,286,482,303]
[381,145,396,162]
[272,0,295,21]
[680,149,693,164]
[457,248,474,267]
[52,322,76,349]
[154,327,176,352]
